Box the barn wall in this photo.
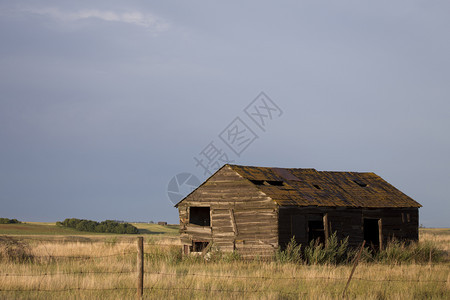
[279,207,419,249]
[233,207,278,258]
[363,208,419,243]
[178,166,278,257]
[328,207,363,246]
[278,206,363,247]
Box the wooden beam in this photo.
[378,218,383,250]
[323,213,330,244]
[229,209,238,236]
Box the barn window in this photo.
[189,207,210,226]
[402,213,411,223]
[353,180,367,187]
[266,180,284,186]
[313,184,321,190]
[249,180,265,185]
[192,241,209,252]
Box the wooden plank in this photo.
[229,209,238,236]
[378,218,383,250]
[323,213,329,244]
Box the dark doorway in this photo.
[308,220,325,244]
[189,207,210,226]
[290,214,306,245]
[364,218,380,250]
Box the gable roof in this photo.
[228,165,421,208]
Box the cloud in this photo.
[25,7,170,32]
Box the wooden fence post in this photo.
[137,237,144,299]
[342,240,365,298]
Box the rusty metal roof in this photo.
[229,165,421,208]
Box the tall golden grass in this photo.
[0,231,449,299]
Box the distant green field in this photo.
[0,223,81,235]
[131,223,179,235]
[0,222,179,236]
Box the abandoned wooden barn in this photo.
[175,164,421,257]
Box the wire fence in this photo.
[0,237,448,296]
[1,270,446,283]
[142,271,449,283]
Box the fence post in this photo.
[137,237,144,299]
[342,240,365,298]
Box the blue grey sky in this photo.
[1,1,449,226]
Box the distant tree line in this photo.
[0,218,21,224]
[56,218,139,234]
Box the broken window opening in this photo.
[308,220,325,244]
[249,180,265,185]
[353,180,368,187]
[402,213,411,223]
[191,241,209,252]
[189,207,210,226]
[266,180,284,186]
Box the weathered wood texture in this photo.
[177,164,420,258]
[178,165,278,257]
[279,206,419,248]
[229,165,422,208]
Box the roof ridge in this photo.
[228,164,375,173]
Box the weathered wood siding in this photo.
[279,206,419,248]
[178,164,419,258]
[362,207,419,243]
[178,165,278,257]
[233,207,278,258]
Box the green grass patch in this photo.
[275,232,446,265]
[0,223,85,235]
[131,223,179,235]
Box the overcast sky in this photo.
[1,1,449,227]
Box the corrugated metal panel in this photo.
[229,165,422,208]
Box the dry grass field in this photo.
[0,226,449,299]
